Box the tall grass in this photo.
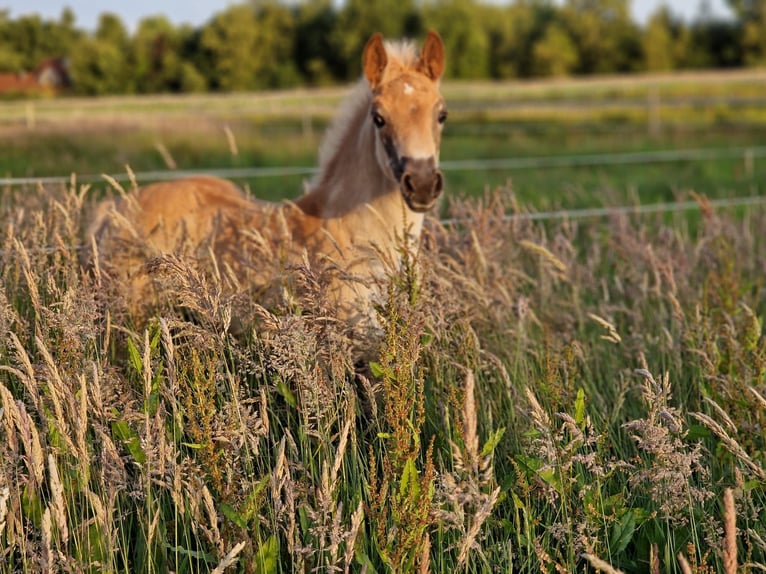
[0,179,765,573]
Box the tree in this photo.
[532,21,579,76]
[69,36,126,95]
[643,6,676,71]
[562,0,641,73]
[486,1,558,78]
[251,2,301,89]
[200,5,259,91]
[87,13,133,92]
[735,0,766,63]
[294,0,343,85]
[132,16,190,93]
[331,0,420,79]
[422,0,491,79]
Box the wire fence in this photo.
[1,145,763,189]
[4,193,766,259]
[2,143,764,257]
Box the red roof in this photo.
[0,58,70,95]
[0,72,39,94]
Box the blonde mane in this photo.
[316,40,421,174]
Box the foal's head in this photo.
[363,31,447,213]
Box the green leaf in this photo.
[511,491,526,511]
[111,420,147,464]
[610,510,636,555]
[355,547,378,573]
[126,336,143,374]
[254,535,278,574]
[574,388,586,427]
[241,475,270,521]
[220,502,248,529]
[400,458,420,498]
[481,427,506,457]
[276,379,297,408]
[369,361,385,378]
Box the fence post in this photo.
[744,148,754,177]
[25,102,36,130]
[647,88,660,137]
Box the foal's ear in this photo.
[363,33,388,89]
[417,30,445,81]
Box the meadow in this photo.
[1,71,766,573]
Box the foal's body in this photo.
[89,32,447,335]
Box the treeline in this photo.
[1,0,764,96]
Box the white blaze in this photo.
[403,83,414,96]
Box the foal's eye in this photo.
[372,112,386,128]
[438,110,448,124]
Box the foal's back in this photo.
[88,175,288,312]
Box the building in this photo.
[0,58,71,97]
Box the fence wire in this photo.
[3,194,766,258]
[0,145,763,189]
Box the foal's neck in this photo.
[296,84,424,241]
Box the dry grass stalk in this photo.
[748,386,766,410]
[723,488,737,574]
[456,486,500,567]
[201,484,224,555]
[41,507,53,574]
[419,532,431,574]
[211,541,247,574]
[343,501,364,574]
[462,370,479,472]
[691,412,766,481]
[47,454,69,545]
[0,485,9,537]
[223,125,239,157]
[0,381,45,485]
[154,142,177,170]
[678,552,693,574]
[518,239,568,277]
[587,313,622,344]
[525,387,552,430]
[650,543,660,574]
[582,553,625,574]
[624,369,712,521]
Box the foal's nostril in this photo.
[403,174,415,193]
[433,171,444,196]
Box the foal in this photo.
[88,31,447,340]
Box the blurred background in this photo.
[0,0,764,211]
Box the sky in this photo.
[4,0,735,32]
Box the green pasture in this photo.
[1,70,765,211]
[1,72,766,573]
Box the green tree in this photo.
[0,10,25,72]
[199,5,259,91]
[332,0,420,79]
[87,13,133,92]
[734,0,766,63]
[485,1,557,78]
[562,0,641,73]
[132,16,188,93]
[69,36,126,95]
[643,6,676,70]
[531,21,579,76]
[422,0,491,79]
[251,2,300,88]
[294,0,342,85]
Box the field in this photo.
[1,70,766,573]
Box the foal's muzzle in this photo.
[400,157,444,213]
